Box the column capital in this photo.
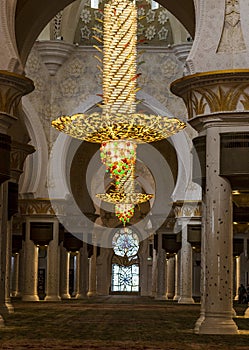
[19,198,65,217]
[173,200,202,219]
[10,141,35,182]
[0,71,34,133]
[171,70,249,130]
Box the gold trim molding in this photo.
[19,198,65,216]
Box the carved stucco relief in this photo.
[217,0,246,53]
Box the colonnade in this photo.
[152,214,202,302]
[7,204,204,303]
[9,216,249,305]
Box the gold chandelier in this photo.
[52,0,185,225]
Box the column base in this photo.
[155,295,167,301]
[173,295,180,301]
[87,291,97,297]
[194,312,205,333]
[76,293,87,300]
[45,295,61,301]
[0,302,14,315]
[60,293,71,300]
[11,291,22,298]
[197,314,238,334]
[22,294,39,302]
[0,315,4,327]
[166,293,174,299]
[178,297,194,304]
[244,306,249,318]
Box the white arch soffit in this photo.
[137,90,201,202]
[48,133,76,199]
[19,97,48,197]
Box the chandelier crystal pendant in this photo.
[52,0,186,225]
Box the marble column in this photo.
[244,254,249,318]
[45,221,61,301]
[194,193,206,332]
[17,246,25,298]
[59,243,70,300]
[22,220,39,301]
[170,1,249,325]
[9,143,34,301]
[76,243,89,299]
[87,244,97,297]
[173,251,181,301]
[151,248,157,297]
[234,256,240,301]
[155,233,167,300]
[155,249,167,300]
[0,72,34,317]
[11,253,20,297]
[0,135,11,327]
[166,256,175,299]
[243,237,249,316]
[0,203,14,316]
[178,219,194,304]
[197,127,237,334]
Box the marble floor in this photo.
[0,296,248,349]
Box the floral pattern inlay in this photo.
[73,0,173,46]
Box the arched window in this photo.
[111,227,140,293]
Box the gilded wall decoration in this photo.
[190,84,249,117]
[173,201,202,218]
[19,199,64,216]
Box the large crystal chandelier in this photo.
[52,0,185,225]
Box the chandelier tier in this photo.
[96,140,153,224]
[52,0,185,225]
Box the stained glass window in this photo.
[111,227,140,293]
[112,264,139,292]
[112,227,139,259]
